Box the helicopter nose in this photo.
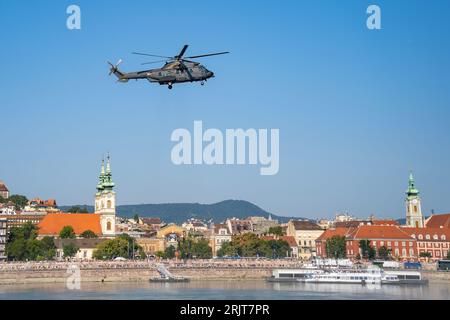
[207,71,214,78]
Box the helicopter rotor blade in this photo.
[185,52,230,59]
[178,61,193,80]
[132,52,172,59]
[175,45,189,60]
[141,59,170,65]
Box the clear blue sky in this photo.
[1,0,449,219]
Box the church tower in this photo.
[95,155,116,237]
[405,172,424,228]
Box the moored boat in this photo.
[298,268,382,285]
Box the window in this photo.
[380,241,384,246]
[442,235,446,241]
[387,241,391,246]
[433,234,438,240]
[414,206,418,213]
[402,242,406,247]
[426,234,430,240]
[395,242,399,247]
[409,242,413,246]
[418,234,423,240]
[107,200,112,209]
[107,220,112,231]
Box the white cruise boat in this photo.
[267,269,324,282]
[298,268,382,285]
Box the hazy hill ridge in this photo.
[60,200,304,224]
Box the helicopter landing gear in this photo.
[168,83,173,90]
[201,81,205,86]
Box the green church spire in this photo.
[102,154,115,192]
[406,171,419,199]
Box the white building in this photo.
[0,218,7,261]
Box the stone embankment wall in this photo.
[0,267,271,284]
[1,261,449,284]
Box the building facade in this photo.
[345,225,417,260]
[0,180,10,199]
[210,223,232,257]
[403,227,450,261]
[0,218,7,261]
[54,238,107,261]
[286,220,324,259]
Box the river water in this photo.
[0,280,449,300]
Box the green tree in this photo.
[419,252,431,258]
[93,238,129,260]
[8,221,38,243]
[325,235,347,259]
[267,226,284,236]
[92,235,145,260]
[8,194,28,210]
[216,234,290,258]
[133,214,140,224]
[63,243,79,259]
[359,239,376,260]
[178,237,213,259]
[6,224,57,261]
[40,236,57,260]
[378,246,392,260]
[6,238,27,261]
[0,195,5,203]
[80,230,98,238]
[155,251,165,258]
[164,245,176,259]
[59,226,76,239]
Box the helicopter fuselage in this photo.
[117,62,214,87]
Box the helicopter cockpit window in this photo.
[158,72,162,76]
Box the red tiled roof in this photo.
[401,227,450,241]
[142,217,162,225]
[44,199,57,207]
[0,181,8,192]
[316,227,353,241]
[38,213,102,236]
[290,220,322,230]
[347,225,413,240]
[426,214,450,229]
[335,221,365,228]
[371,220,399,226]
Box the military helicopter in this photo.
[108,45,229,89]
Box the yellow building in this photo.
[136,238,165,255]
[286,220,324,260]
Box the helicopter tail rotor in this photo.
[108,59,123,76]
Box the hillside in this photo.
[59,200,303,224]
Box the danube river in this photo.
[0,280,449,300]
